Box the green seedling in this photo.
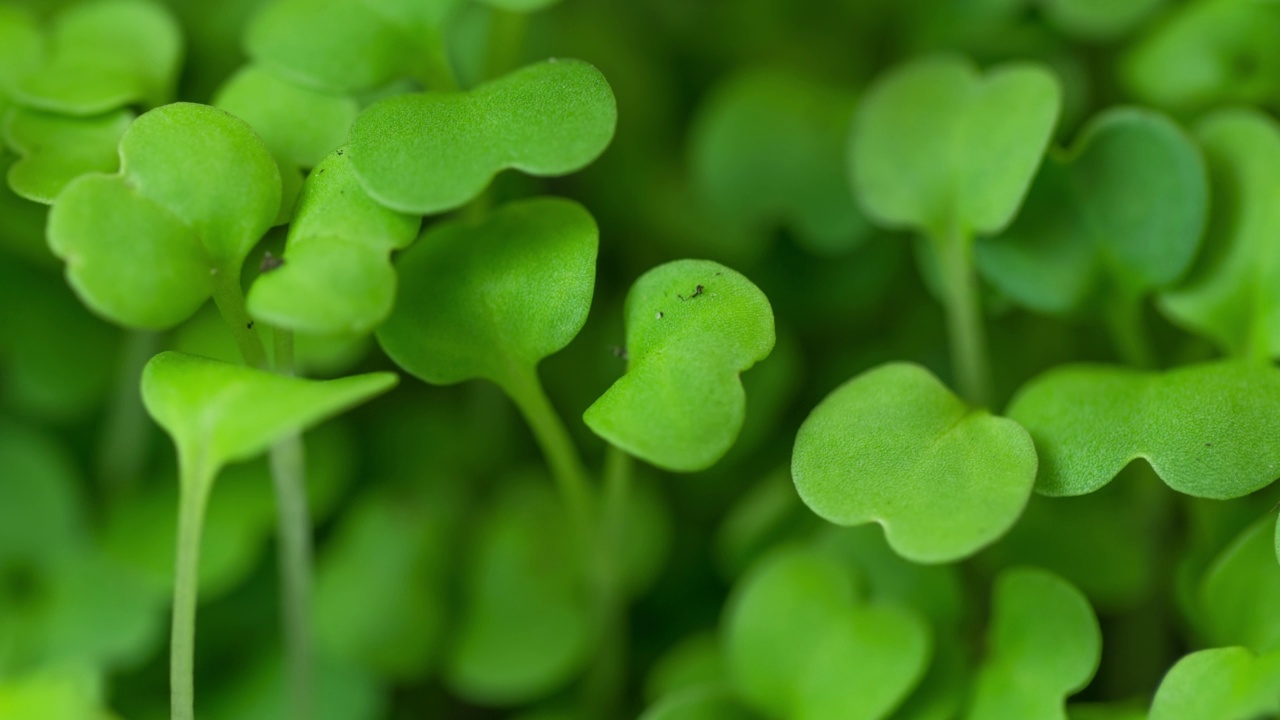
[1150,646,1280,720]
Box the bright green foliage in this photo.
[1006,361,1280,498]
[1150,647,1280,720]
[1038,0,1165,40]
[213,65,358,169]
[723,547,930,720]
[377,197,597,389]
[850,54,1061,239]
[9,0,182,116]
[1200,516,1280,653]
[584,260,774,472]
[247,149,421,335]
[792,363,1037,563]
[965,568,1101,720]
[0,7,41,115]
[1159,109,1280,361]
[2,107,132,204]
[246,0,462,94]
[0,665,112,720]
[476,0,562,11]
[978,107,1207,315]
[444,478,592,706]
[1124,0,1280,113]
[140,351,396,486]
[689,68,867,256]
[348,59,617,214]
[640,687,755,720]
[47,103,281,329]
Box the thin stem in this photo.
[484,9,527,82]
[1103,289,1155,369]
[210,268,268,370]
[501,367,595,538]
[98,330,159,498]
[171,457,213,720]
[583,445,633,718]
[934,227,991,406]
[268,329,312,720]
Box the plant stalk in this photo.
[936,226,991,406]
[1103,279,1154,369]
[171,457,212,720]
[210,268,269,370]
[584,445,633,718]
[98,330,159,499]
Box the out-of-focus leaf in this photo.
[1149,647,1280,720]
[1200,515,1280,653]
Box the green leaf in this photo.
[0,666,111,720]
[645,632,725,704]
[1200,515,1280,653]
[0,7,41,106]
[206,651,383,720]
[348,59,617,214]
[965,568,1101,720]
[723,547,930,720]
[978,107,1207,315]
[445,477,592,706]
[11,0,182,116]
[689,68,868,256]
[1006,361,1280,498]
[792,363,1037,563]
[476,0,562,11]
[1038,0,1165,40]
[3,107,132,204]
[584,260,774,472]
[47,102,281,329]
[0,420,85,567]
[377,197,597,389]
[246,0,462,95]
[212,65,358,169]
[1159,109,1280,361]
[640,687,756,720]
[1149,647,1280,720]
[246,149,420,335]
[141,351,396,485]
[850,54,1061,239]
[1124,0,1280,113]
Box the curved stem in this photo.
[501,367,595,537]
[935,227,991,406]
[171,457,213,720]
[210,269,268,370]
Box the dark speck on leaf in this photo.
[1205,442,1212,447]
[336,149,344,155]
[656,311,664,320]
[611,345,628,360]
[247,321,254,329]
[260,251,284,273]
[678,284,705,301]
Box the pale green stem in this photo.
[584,445,633,717]
[171,456,213,720]
[935,227,991,406]
[98,330,159,497]
[210,268,268,370]
[500,367,595,536]
[484,9,527,81]
[1103,289,1155,369]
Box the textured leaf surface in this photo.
[584,260,774,472]
[793,363,1037,563]
[2,107,132,204]
[1007,361,1280,498]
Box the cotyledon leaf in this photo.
[376,197,597,389]
[141,351,397,488]
[978,107,1207,315]
[0,7,42,113]
[348,58,617,214]
[2,106,132,204]
[584,260,774,473]
[1149,647,1280,720]
[792,362,1037,564]
[723,546,931,720]
[10,0,182,116]
[1200,516,1280,653]
[1038,0,1165,40]
[1006,361,1280,498]
[964,568,1101,720]
[46,102,281,329]
[639,687,754,720]
[247,149,421,336]
[1159,109,1280,361]
[850,54,1061,239]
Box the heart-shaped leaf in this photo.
[1200,516,1280,653]
[47,102,281,329]
[348,59,616,214]
[3,106,132,204]
[965,568,1101,720]
[723,547,930,720]
[376,197,597,390]
[10,0,182,116]
[850,54,1060,239]
[1159,109,1280,361]
[584,260,774,472]
[1150,647,1280,720]
[248,149,421,336]
[141,351,396,488]
[445,477,592,706]
[246,0,462,94]
[1006,361,1280,498]
[1124,0,1280,113]
[689,68,869,256]
[792,363,1037,563]
[213,65,358,170]
[977,107,1207,316]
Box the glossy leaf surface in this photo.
[2,107,132,204]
